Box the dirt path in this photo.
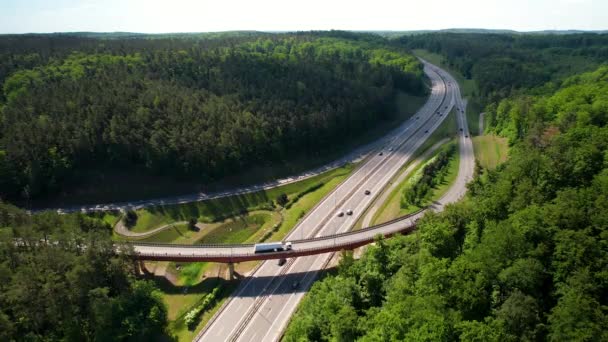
[114,219,190,238]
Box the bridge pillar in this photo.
[227,262,235,280]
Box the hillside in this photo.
[284,64,608,341]
[0,33,425,204]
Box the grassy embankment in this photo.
[413,49,482,136]
[368,109,460,225]
[472,134,509,170]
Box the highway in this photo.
[189,60,470,342]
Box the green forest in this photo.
[0,32,425,203]
[0,203,168,340]
[284,36,608,341]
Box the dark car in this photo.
[416,116,420,120]
[337,212,344,217]
[278,258,286,266]
[460,128,463,131]
[465,135,469,138]
[425,130,429,133]
[379,152,383,156]
[364,190,371,195]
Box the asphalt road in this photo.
[360,137,449,227]
[193,61,470,342]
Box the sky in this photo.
[0,0,606,34]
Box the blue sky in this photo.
[0,0,606,33]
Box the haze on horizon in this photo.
[0,0,606,34]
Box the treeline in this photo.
[284,66,608,340]
[395,32,608,102]
[402,144,456,207]
[0,203,168,340]
[0,32,425,202]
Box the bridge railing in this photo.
[133,224,417,260]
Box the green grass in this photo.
[473,134,509,169]
[373,141,460,224]
[413,49,482,136]
[139,223,194,243]
[178,263,208,286]
[195,212,275,244]
[120,164,354,234]
[168,281,239,342]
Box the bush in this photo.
[276,193,288,207]
[185,287,221,329]
[188,217,198,230]
[124,210,138,227]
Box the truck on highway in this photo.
[253,242,292,254]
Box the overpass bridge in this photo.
[127,208,424,264]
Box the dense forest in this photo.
[284,50,608,341]
[0,203,168,340]
[396,32,608,102]
[0,32,425,203]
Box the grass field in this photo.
[121,164,354,234]
[473,134,509,169]
[372,141,460,224]
[413,49,482,136]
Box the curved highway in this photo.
[133,60,471,342]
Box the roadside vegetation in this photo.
[372,140,460,225]
[363,108,459,226]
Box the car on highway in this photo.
[460,128,463,131]
[378,152,383,156]
[425,130,429,133]
[364,190,371,195]
[465,135,469,138]
[292,281,299,289]
[278,258,286,266]
[416,116,420,120]
[388,147,393,151]
[337,211,344,217]
[346,209,353,215]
